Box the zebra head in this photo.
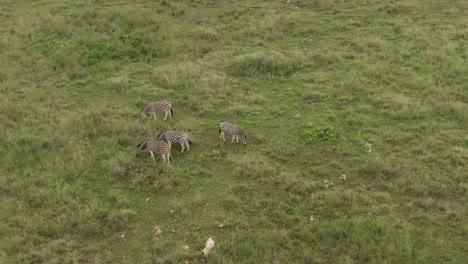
[136,140,148,156]
[140,112,147,121]
[241,134,247,146]
[140,105,149,121]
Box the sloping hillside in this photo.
[0,0,466,263]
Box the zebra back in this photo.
[147,139,171,154]
[219,122,244,135]
[158,131,189,144]
[141,101,172,114]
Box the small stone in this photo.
[153,226,162,237]
[182,245,190,250]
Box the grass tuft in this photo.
[228,51,302,77]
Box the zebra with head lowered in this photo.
[219,122,247,146]
[136,139,172,164]
[140,101,173,121]
[158,131,192,153]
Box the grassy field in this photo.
[0,0,467,263]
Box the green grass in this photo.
[1,0,467,263]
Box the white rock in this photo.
[203,237,215,256]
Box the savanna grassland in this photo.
[0,0,467,263]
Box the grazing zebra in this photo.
[219,122,247,146]
[140,101,173,121]
[157,131,192,153]
[136,139,172,164]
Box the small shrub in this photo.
[303,127,337,143]
[304,91,325,103]
[55,49,81,79]
[38,14,67,37]
[199,29,219,42]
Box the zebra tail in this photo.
[219,127,221,134]
[189,139,192,145]
[171,108,173,116]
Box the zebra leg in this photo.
[186,141,190,151]
[150,151,155,160]
[231,135,235,143]
[166,153,171,165]
[162,154,166,164]
[152,112,157,120]
[236,135,239,143]
[163,111,168,120]
[220,132,225,141]
[180,143,185,153]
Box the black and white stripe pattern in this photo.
[140,101,173,121]
[136,139,172,164]
[157,131,192,153]
[219,122,247,145]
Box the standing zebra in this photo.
[219,122,247,146]
[157,131,192,153]
[136,139,172,164]
[140,101,173,121]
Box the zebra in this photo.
[219,122,247,146]
[136,139,172,164]
[140,101,173,121]
[157,131,192,153]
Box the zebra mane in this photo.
[239,128,246,136]
[157,131,165,138]
[140,104,149,114]
[137,140,148,149]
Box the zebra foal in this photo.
[157,131,192,153]
[140,101,173,121]
[136,139,172,164]
[219,122,247,146]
